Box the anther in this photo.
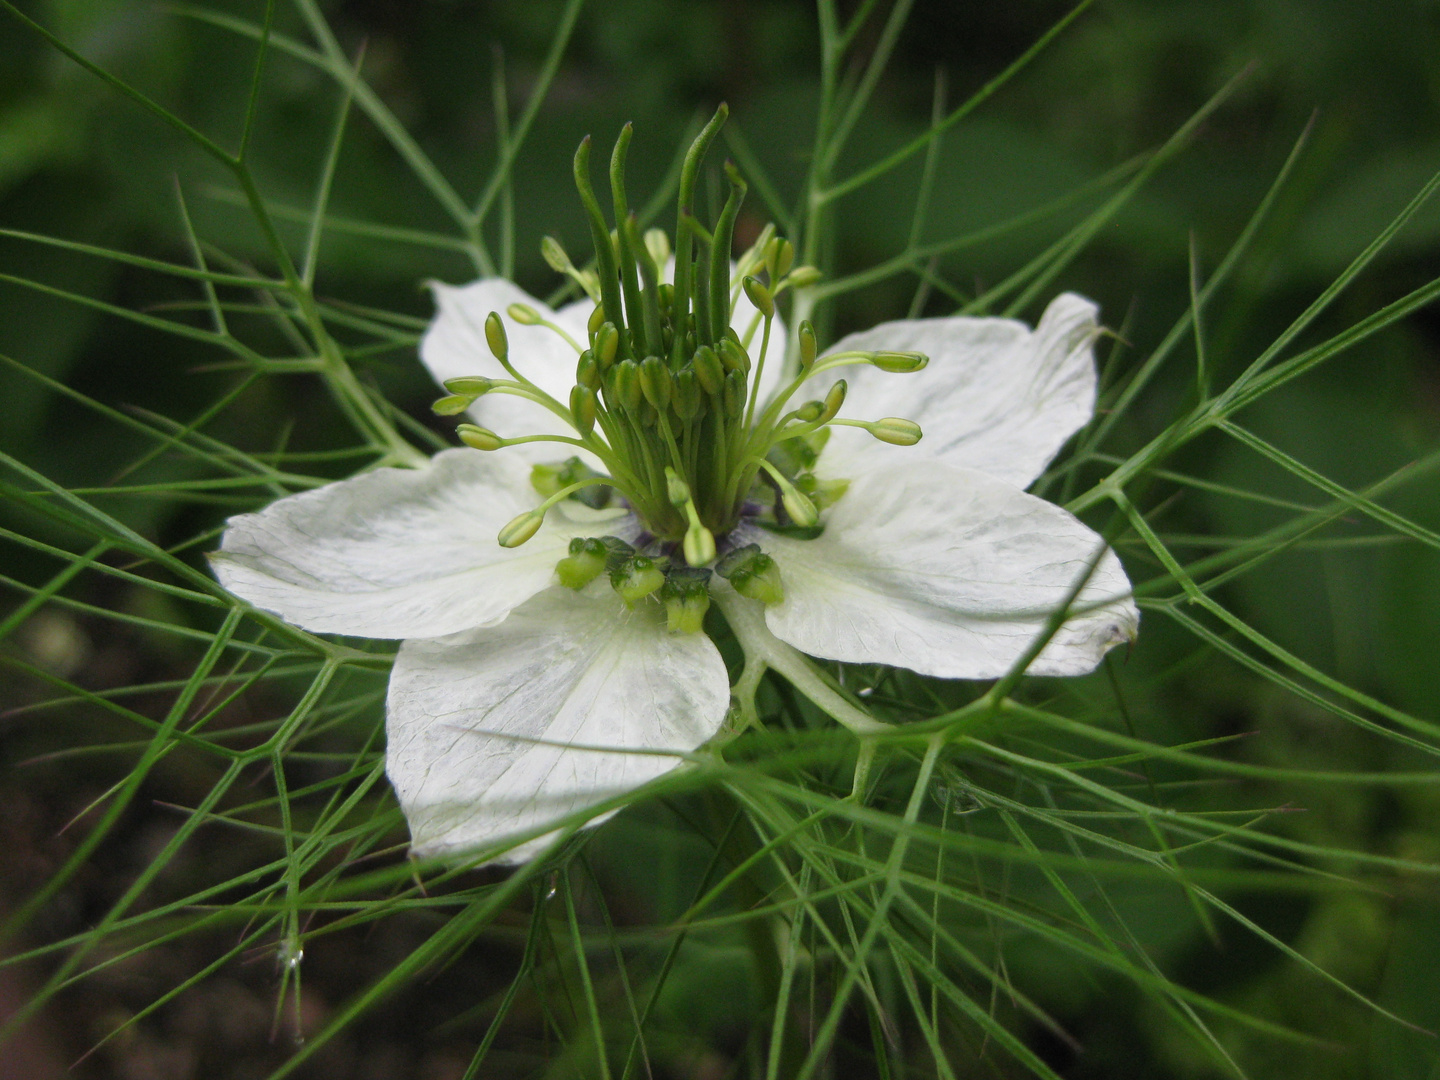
[798,321,817,371]
[506,303,542,326]
[787,266,823,288]
[822,379,846,422]
[443,376,493,396]
[766,236,794,281]
[570,385,598,436]
[484,311,508,362]
[498,511,543,548]
[639,356,673,410]
[868,417,923,445]
[612,359,643,411]
[718,337,751,375]
[457,424,503,451]
[588,304,606,335]
[672,369,702,420]
[576,350,600,389]
[595,322,620,368]
[692,345,725,395]
[871,351,928,373]
[742,275,774,319]
[431,394,474,416]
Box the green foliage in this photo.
[3,1,1440,1077]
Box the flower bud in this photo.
[443,376,493,396]
[570,385,597,436]
[794,400,824,423]
[484,311,508,362]
[588,303,606,335]
[871,351,928,373]
[431,394,474,416]
[869,417,923,445]
[497,511,543,548]
[639,356,673,410]
[610,554,666,607]
[556,536,608,590]
[798,321,817,371]
[716,544,784,605]
[457,424,503,451]
[506,302,542,326]
[692,345,725,394]
[742,275,774,319]
[821,379,846,422]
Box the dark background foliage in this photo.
[3,1,1440,1077]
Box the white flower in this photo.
[211,117,1134,864]
[211,278,1136,864]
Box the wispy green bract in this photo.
[1,2,1437,1077]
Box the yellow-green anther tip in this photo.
[541,235,570,272]
[444,376,493,395]
[432,394,473,416]
[782,487,819,527]
[484,311,508,360]
[683,524,716,567]
[587,304,605,334]
[798,321,817,370]
[457,424,504,451]
[870,417,923,446]
[665,467,691,506]
[506,303,542,326]
[788,265,823,287]
[498,511,543,548]
[872,351,928,373]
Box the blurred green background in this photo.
[3,1,1440,1077]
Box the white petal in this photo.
[420,278,582,448]
[386,587,730,863]
[746,461,1137,679]
[814,292,1099,489]
[211,449,620,639]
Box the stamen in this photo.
[755,459,818,527]
[505,303,585,354]
[831,416,924,445]
[495,476,615,548]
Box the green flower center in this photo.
[434,109,929,625]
